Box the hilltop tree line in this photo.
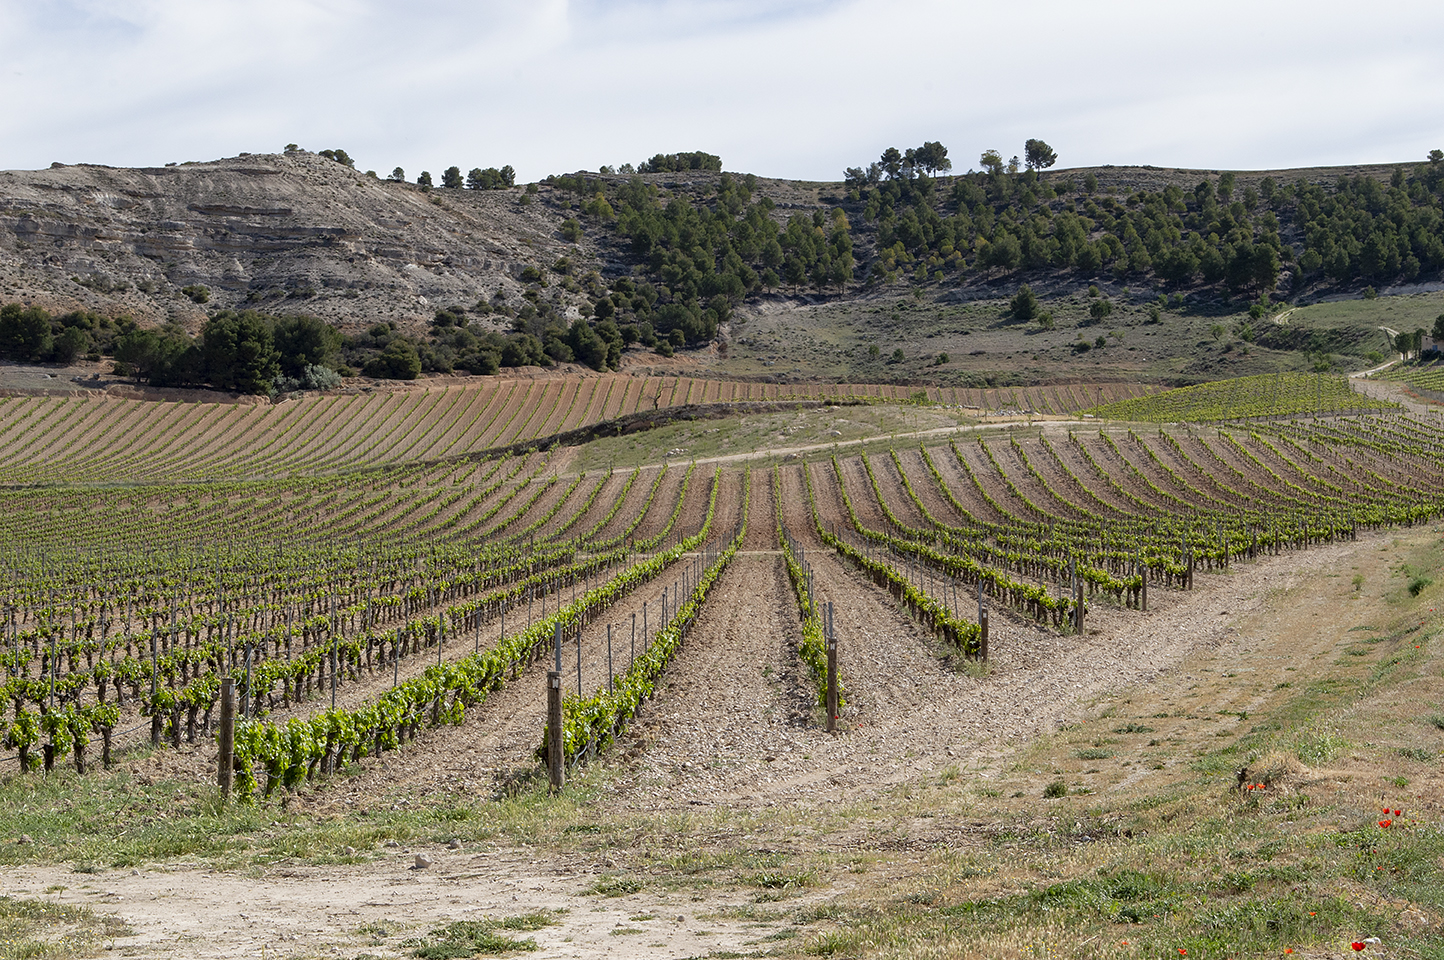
[553,143,1444,315]
[548,169,853,347]
[837,143,1444,295]
[291,144,518,192]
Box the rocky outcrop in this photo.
[0,152,590,332]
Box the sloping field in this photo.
[4,373,1444,960]
[0,375,1158,484]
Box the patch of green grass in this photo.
[0,895,131,960]
[1076,748,1114,760]
[586,875,644,897]
[1113,723,1155,734]
[404,913,558,959]
[1043,779,1068,799]
[749,871,815,890]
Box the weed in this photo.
[587,875,644,897]
[1113,723,1156,734]
[404,913,558,958]
[1043,779,1069,799]
[750,871,815,890]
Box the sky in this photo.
[3,0,1443,182]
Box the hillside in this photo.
[0,152,577,331]
[3,149,1443,389]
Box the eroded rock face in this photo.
[0,152,583,332]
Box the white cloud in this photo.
[1,0,1442,179]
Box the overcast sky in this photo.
[3,0,1443,182]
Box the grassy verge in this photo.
[0,896,130,960]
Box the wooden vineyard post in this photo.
[150,630,160,744]
[547,670,564,792]
[979,607,989,661]
[217,677,235,801]
[1074,579,1084,635]
[546,621,565,790]
[825,602,838,734]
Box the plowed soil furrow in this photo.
[620,552,810,802]
[1125,435,1231,510]
[1025,434,1124,519]
[1078,434,1176,513]
[960,438,1047,524]
[1149,432,1253,508]
[909,445,997,528]
[423,384,496,458]
[1050,434,1162,515]
[1186,434,1287,504]
[477,474,576,542]
[994,438,1091,521]
[1103,434,1200,513]
[796,460,848,546]
[563,377,603,432]
[742,470,777,550]
[627,469,690,543]
[867,451,933,530]
[838,455,890,530]
[587,466,665,544]
[546,472,625,543]
[700,468,744,548]
[1243,436,1343,498]
[478,381,534,447]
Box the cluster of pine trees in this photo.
[843,148,1444,295]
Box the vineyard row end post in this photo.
[546,669,564,793]
[825,601,838,734]
[217,677,234,801]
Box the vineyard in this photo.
[1087,371,1397,422]
[0,377,1156,485]
[3,364,1442,805]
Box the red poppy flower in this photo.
[1393,809,1401,816]
[1351,943,1365,951]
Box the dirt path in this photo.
[1,850,798,960]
